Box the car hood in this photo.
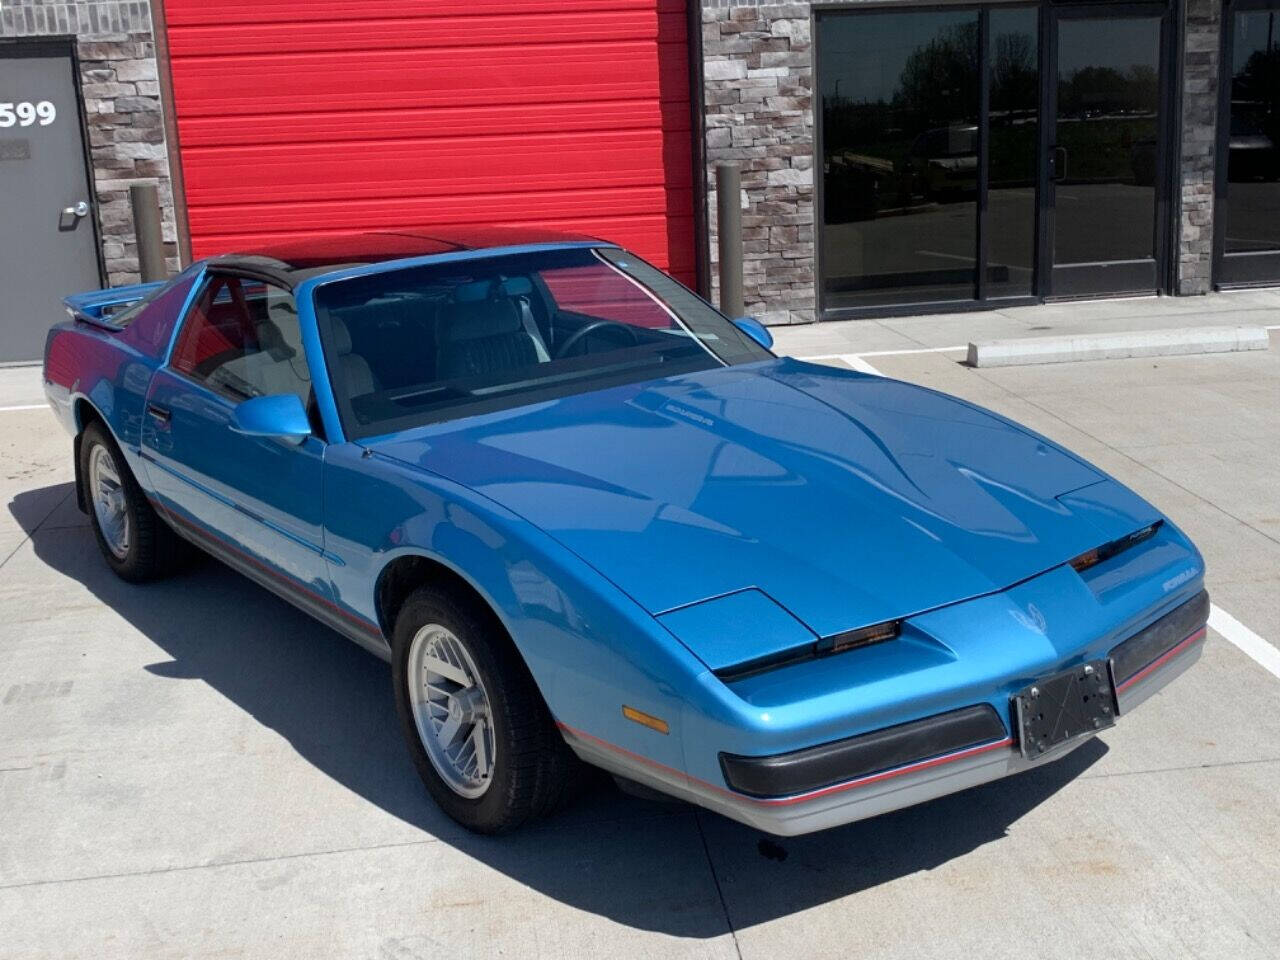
[373,359,1158,638]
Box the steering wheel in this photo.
[554,320,639,359]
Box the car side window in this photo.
[114,266,201,359]
[171,274,313,407]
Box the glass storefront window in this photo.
[1053,17,1162,268]
[987,7,1039,298]
[1224,7,1280,257]
[817,6,1040,312]
[819,10,982,310]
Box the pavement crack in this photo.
[0,538,25,572]
[694,809,743,960]
[874,320,932,350]
[0,836,442,891]
[1079,755,1280,781]
[0,487,76,573]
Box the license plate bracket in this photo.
[1013,660,1116,759]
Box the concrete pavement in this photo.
[0,365,44,410]
[772,285,1280,360]
[3,299,1279,959]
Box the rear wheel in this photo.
[79,420,188,582]
[392,585,576,833]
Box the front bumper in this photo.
[563,590,1209,836]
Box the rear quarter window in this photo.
[116,268,200,359]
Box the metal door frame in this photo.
[812,0,1182,320]
[1213,0,1280,288]
[0,35,105,291]
[1038,2,1177,299]
[813,2,1044,321]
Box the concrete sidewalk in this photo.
[771,288,1280,359]
[0,365,44,409]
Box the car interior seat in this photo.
[435,278,550,380]
[330,316,378,399]
[331,296,438,389]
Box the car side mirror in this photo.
[732,316,774,351]
[230,394,312,445]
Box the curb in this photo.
[967,326,1271,368]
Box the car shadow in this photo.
[10,482,1107,938]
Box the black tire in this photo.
[79,420,190,583]
[392,585,577,833]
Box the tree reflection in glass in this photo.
[819,10,980,308]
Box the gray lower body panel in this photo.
[561,631,1206,836]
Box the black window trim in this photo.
[166,268,327,443]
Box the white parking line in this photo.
[0,403,46,413]
[840,354,885,376]
[858,345,967,357]
[802,344,971,374]
[803,345,965,362]
[1209,604,1280,681]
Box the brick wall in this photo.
[1177,0,1220,296]
[0,0,179,286]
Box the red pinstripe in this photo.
[1115,626,1207,694]
[153,498,383,639]
[557,720,1013,808]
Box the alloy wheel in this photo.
[406,623,497,798]
[88,443,130,561]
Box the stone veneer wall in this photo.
[703,0,1230,321]
[1177,0,1220,296]
[0,0,179,285]
[702,2,815,325]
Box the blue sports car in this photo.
[43,230,1209,835]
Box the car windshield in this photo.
[312,246,772,438]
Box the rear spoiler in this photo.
[63,281,165,331]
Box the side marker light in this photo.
[622,705,670,735]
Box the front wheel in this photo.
[392,586,577,833]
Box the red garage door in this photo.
[164,0,697,285]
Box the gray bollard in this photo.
[715,163,744,319]
[129,181,167,282]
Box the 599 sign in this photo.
[0,101,57,128]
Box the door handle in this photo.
[1049,146,1068,183]
[58,200,90,230]
[146,403,171,425]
